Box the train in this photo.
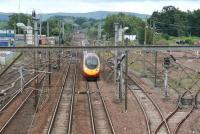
[83,52,100,81]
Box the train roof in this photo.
[84,52,99,58]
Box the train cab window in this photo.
[86,57,98,69]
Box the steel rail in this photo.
[0,53,22,78]
[67,61,77,134]
[129,86,151,134]
[173,90,200,134]
[155,90,192,133]
[0,73,42,113]
[86,82,96,134]
[0,89,34,133]
[46,63,71,134]
[126,74,171,134]
[106,62,170,134]
[95,82,116,134]
[173,107,194,134]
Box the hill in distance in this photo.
[40,11,150,20]
[0,11,150,21]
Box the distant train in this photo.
[83,52,100,81]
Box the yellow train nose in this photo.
[84,68,99,76]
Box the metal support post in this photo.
[34,50,38,109]
[103,35,106,76]
[33,10,39,109]
[58,52,61,70]
[143,51,146,76]
[116,61,121,101]
[62,22,65,43]
[143,22,148,77]
[57,22,61,70]
[47,21,49,37]
[19,66,24,92]
[34,23,38,47]
[164,57,170,98]
[98,23,102,41]
[119,60,123,101]
[48,51,51,88]
[125,38,128,111]
[154,51,157,87]
[114,23,119,84]
[40,20,42,38]
[164,68,169,98]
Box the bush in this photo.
[185,39,193,45]
[162,33,170,40]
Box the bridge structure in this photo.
[0,45,200,52]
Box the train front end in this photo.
[83,53,100,81]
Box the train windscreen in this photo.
[85,56,98,69]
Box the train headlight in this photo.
[84,67,88,71]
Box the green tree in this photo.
[7,13,31,34]
[187,9,200,36]
[104,13,145,43]
[150,6,188,36]
[74,17,87,26]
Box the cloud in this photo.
[0,0,199,14]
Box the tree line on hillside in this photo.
[3,14,98,41]
[150,6,200,37]
[3,6,200,45]
[103,6,200,45]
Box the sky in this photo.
[0,0,200,15]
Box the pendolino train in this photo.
[83,52,100,81]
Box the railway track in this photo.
[127,74,170,134]
[0,73,45,133]
[47,58,77,134]
[0,53,22,78]
[86,81,115,134]
[130,52,200,134]
[105,59,170,133]
[0,62,50,111]
[0,73,42,113]
[155,89,200,134]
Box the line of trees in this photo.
[150,6,200,37]
[5,14,74,41]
